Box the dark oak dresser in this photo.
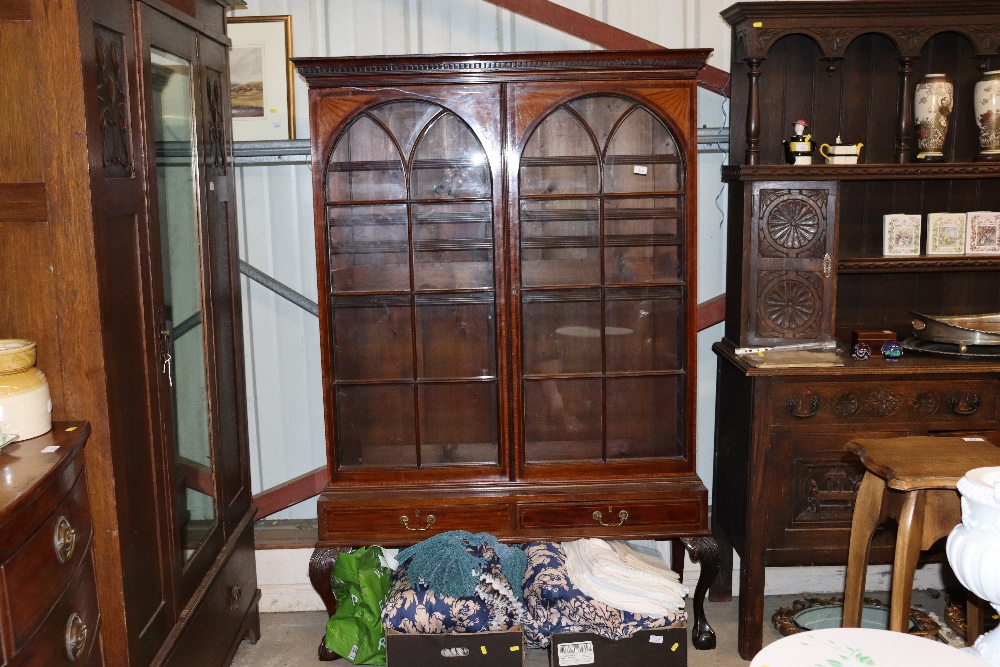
[0,423,100,665]
[294,50,721,651]
[711,1,1000,658]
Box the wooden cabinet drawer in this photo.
[320,501,511,544]
[5,471,93,651]
[159,519,258,667]
[772,379,998,427]
[517,499,703,532]
[11,550,100,666]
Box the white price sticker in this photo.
[633,165,648,175]
[557,641,595,665]
[964,437,986,441]
[648,634,664,644]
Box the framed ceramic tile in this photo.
[926,212,967,254]
[966,211,1000,254]
[883,214,922,256]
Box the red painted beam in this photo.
[697,294,726,331]
[253,467,327,520]
[481,0,730,97]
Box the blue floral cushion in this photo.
[381,542,526,635]
[520,541,686,648]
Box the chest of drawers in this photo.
[0,423,100,666]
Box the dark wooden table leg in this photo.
[681,536,719,650]
[309,546,342,662]
[671,539,686,582]
[737,545,766,660]
[709,515,733,602]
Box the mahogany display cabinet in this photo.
[293,50,722,651]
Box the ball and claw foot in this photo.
[680,535,720,650]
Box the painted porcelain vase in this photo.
[0,340,52,441]
[914,74,954,161]
[946,466,1000,666]
[975,70,1000,159]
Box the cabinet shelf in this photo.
[328,158,485,172]
[330,239,492,254]
[723,163,1000,182]
[521,207,682,223]
[838,256,1000,273]
[521,234,681,250]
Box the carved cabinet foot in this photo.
[310,547,342,661]
[680,536,720,650]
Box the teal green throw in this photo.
[396,531,526,601]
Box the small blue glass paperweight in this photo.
[881,339,903,360]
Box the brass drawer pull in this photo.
[592,508,628,527]
[230,583,242,610]
[786,395,820,418]
[400,512,435,531]
[948,393,981,416]
[65,612,87,661]
[54,516,77,564]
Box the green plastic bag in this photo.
[324,546,392,665]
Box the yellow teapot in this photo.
[820,136,864,164]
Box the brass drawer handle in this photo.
[948,393,981,416]
[400,512,435,531]
[786,395,820,418]
[65,612,87,661]
[54,516,77,564]
[230,583,242,610]
[592,509,628,527]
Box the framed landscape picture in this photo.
[227,15,294,141]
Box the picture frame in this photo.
[882,213,922,256]
[966,211,1000,254]
[925,212,966,255]
[227,15,295,141]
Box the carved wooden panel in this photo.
[205,70,225,171]
[791,458,864,526]
[747,182,836,345]
[771,379,999,427]
[94,24,132,178]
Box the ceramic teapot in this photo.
[820,136,864,164]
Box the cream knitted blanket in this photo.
[562,538,688,616]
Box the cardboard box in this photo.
[548,627,687,667]
[386,627,524,667]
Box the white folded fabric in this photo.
[562,538,688,616]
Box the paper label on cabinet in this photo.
[633,165,648,175]
[41,446,59,453]
[964,437,986,441]
[648,634,664,644]
[557,641,595,665]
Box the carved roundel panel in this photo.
[758,274,821,335]
[757,188,829,258]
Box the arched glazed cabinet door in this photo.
[514,93,693,479]
[322,98,505,480]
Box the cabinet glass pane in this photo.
[523,378,602,462]
[332,296,413,382]
[326,116,405,202]
[605,198,683,284]
[150,48,215,563]
[567,96,636,149]
[419,383,499,466]
[328,205,409,292]
[521,199,599,286]
[416,294,495,379]
[336,384,417,468]
[606,376,681,459]
[605,107,681,193]
[413,202,493,290]
[519,108,599,195]
[522,291,602,375]
[605,288,682,373]
[411,114,490,199]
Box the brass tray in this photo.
[902,337,1000,360]
[911,312,1000,349]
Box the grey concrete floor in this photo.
[231,590,956,666]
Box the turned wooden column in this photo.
[895,56,916,163]
[745,58,764,165]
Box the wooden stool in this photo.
[843,436,1000,639]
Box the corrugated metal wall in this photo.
[232,0,734,519]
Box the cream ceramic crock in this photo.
[0,340,52,440]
